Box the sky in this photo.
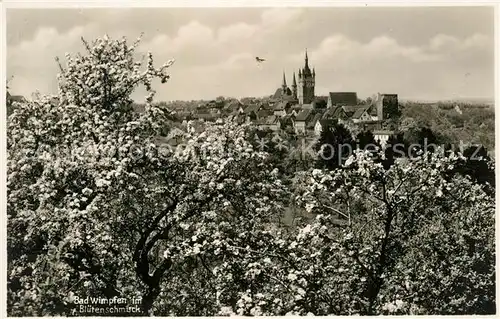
[6,6,495,102]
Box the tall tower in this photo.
[298,49,315,105]
[281,71,288,92]
[291,72,297,100]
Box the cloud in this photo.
[429,34,460,51]
[221,52,255,70]
[364,36,438,62]
[141,21,215,57]
[175,21,215,48]
[463,33,490,49]
[139,8,304,58]
[8,24,100,96]
[260,8,303,28]
[9,24,95,69]
[288,32,491,69]
[217,23,258,44]
[429,32,491,55]
[281,32,492,100]
[7,8,493,102]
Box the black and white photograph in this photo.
[3,1,497,316]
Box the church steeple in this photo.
[297,49,315,105]
[292,72,297,100]
[303,49,311,76]
[282,71,287,90]
[305,48,309,68]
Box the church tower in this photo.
[281,71,288,92]
[291,72,297,100]
[298,49,315,105]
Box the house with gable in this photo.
[273,101,291,117]
[294,109,314,135]
[314,119,336,136]
[306,112,324,132]
[352,105,377,123]
[256,115,280,131]
[223,99,244,115]
[244,103,262,122]
[322,106,348,124]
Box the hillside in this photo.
[399,101,495,155]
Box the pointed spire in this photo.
[298,68,302,77]
[305,48,309,68]
[313,67,315,77]
[282,71,287,87]
[292,72,297,86]
[302,48,311,76]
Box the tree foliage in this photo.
[7,35,285,316]
[7,35,496,316]
[298,150,495,315]
[314,122,354,170]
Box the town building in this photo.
[271,49,315,107]
[327,92,358,107]
[294,109,313,134]
[297,50,316,105]
[372,93,398,121]
[314,119,336,136]
[220,50,401,140]
[256,115,280,131]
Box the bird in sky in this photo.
[255,57,266,63]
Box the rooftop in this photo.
[328,92,358,106]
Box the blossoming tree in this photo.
[296,150,495,315]
[7,34,495,317]
[7,35,285,316]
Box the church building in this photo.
[297,49,315,105]
[272,72,296,102]
[272,50,316,105]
